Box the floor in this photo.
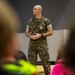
[37,65,54,75]
[39,72,45,75]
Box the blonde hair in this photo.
[0,1,19,55]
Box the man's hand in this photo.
[30,33,41,40]
[35,33,41,38]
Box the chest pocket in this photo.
[35,21,47,34]
[29,21,35,32]
[39,21,47,33]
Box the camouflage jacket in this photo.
[27,16,52,50]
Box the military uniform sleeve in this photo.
[26,23,30,29]
[26,18,32,29]
[45,18,52,29]
[26,24,30,29]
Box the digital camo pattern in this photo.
[27,16,51,75]
[28,16,51,50]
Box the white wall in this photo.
[64,30,69,45]
[17,30,69,61]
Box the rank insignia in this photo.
[39,25,43,30]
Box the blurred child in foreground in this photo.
[51,25,75,75]
[0,1,38,75]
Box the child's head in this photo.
[0,1,19,59]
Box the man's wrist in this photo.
[41,33,44,38]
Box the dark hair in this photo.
[63,25,75,72]
[56,45,65,62]
[14,50,27,61]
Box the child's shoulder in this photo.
[51,59,64,75]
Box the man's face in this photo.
[33,6,40,15]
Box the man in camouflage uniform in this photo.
[25,5,53,75]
